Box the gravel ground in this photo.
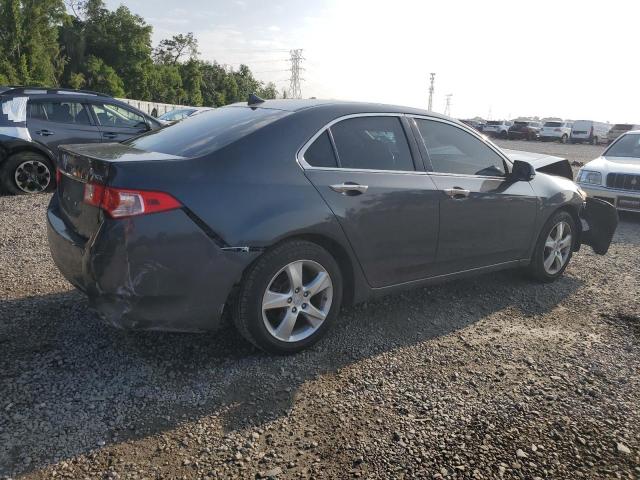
[1,141,639,479]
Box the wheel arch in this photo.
[550,204,582,251]
[232,232,359,309]
[271,233,357,307]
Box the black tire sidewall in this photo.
[1,152,55,195]
[529,211,576,282]
[236,241,343,354]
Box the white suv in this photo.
[540,121,573,143]
[482,120,512,138]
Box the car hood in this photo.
[502,149,574,180]
[582,156,640,175]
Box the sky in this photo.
[105,0,640,122]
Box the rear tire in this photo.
[234,240,343,354]
[1,151,55,195]
[527,211,576,282]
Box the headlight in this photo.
[577,170,602,185]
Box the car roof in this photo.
[0,86,111,98]
[228,98,452,120]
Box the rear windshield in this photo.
[612,124,633,130]
[514,121,529,126]
[544,121,562,127]
[604,133,640,158]
[125,106,290,157]
[487,121,502,125]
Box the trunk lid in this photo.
[56,143,184,239]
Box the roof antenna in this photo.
[247,93,265,106]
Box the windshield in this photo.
[487,121,502,125]
[125,106,290,158]
[158,109,194,121]
[544,122,562,127]
[604,133,640,158]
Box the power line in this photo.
[427,73,435,111]
[288,49,304,99]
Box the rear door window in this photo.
[28,100,92,125]
[329,116,414,171]
[304,131,338,168]
[416,119,506,177]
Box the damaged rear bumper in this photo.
[579,197,619,255]
[47,196,258,332]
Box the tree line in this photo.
[0,0,278,106]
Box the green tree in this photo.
[0,0,65,85]
[180,59,202,105]
[153,32,198,65]
[148,63,183,103]
[83,1,153,98]
[84,55,124,96]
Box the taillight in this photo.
[83,183,181,218]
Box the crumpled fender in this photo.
[580,198,618,255]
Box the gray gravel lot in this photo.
[1,141,639,479]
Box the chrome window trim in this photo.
[297,112,423,174]
[408,114,513,169]
[297,112,512,181]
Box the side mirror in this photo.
[510,160,536,181]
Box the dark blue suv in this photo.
[0,87,161,194]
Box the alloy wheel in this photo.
[543,221,572,275]
[262,259,333,343]
[14,160,51,193]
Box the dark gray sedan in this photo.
[47,98,617,354]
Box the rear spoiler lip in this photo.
[57,144,185,185]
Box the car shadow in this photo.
[0,270,583,476]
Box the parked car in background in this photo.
[606,123,640,144]
[570,120,611,145]
[47,97,617,354]
[577,130,640,212]
[508,121,542,140]
[483,120,512,138]
[460,119,484,132]
[540,121,573,143]
[0,87,162,194]
[157,107,214,124]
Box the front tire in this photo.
[1,151,55,195]
[561,134,568,144]
[591,136,598,145]
[234,240,343,354]
[527,211,576,282]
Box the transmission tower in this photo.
[427,73,435,111]
[288,49,304,99]
[444,94,453,117]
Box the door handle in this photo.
[443,187,471,199]
[102,132,118,139]
[35,129,54,136]
[329,183,368,195]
